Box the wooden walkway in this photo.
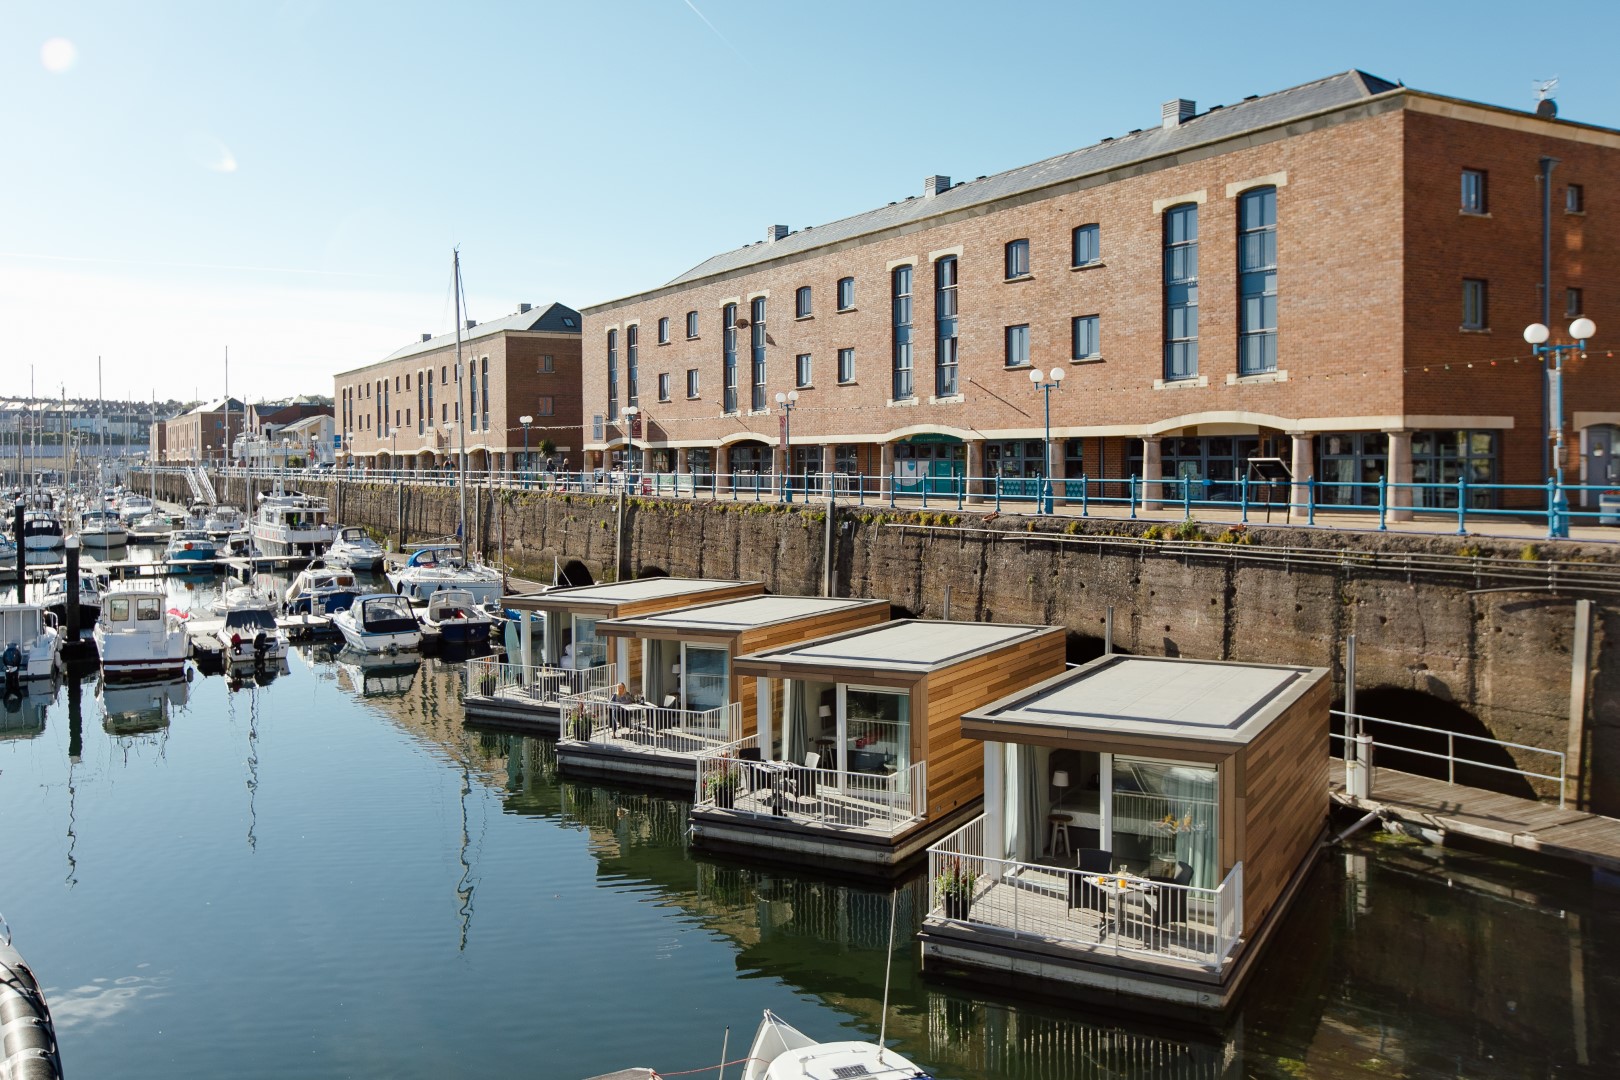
[1329,760,1620,875]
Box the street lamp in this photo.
[621,406,640,481]
[390,425,398,472]
[1524,317,1597,537]
[1029,365,1066,513]
[774,390,799,501]
[519,415,533,481]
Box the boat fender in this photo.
[1,644,19,673]
[253,631,268,655]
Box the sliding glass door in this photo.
[1109,757,1218,888]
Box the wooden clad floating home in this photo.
[689,619,1067,877]
[554,595,894,787]
[920,654,1330,1017]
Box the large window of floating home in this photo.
[750,296,768,411]
[892,265,914,399]
[722,304,738,414]
[1238,186,1278,374]
[1072,223,1100,267]
[626,324,639,407]
[934,255,959,395]
[681,644,728,711]
[1163,203,1199,380]
[570,615,606,667]
[842,685,912,791]
[606,330,619,420]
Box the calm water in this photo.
[2,561,1618,1078]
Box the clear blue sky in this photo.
[5,0,1619,404]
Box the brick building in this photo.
[163,397,246,465]
[580,71,1620,513]
[334,303,584,472]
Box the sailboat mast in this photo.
[224,345,229,470]
[453,249,468,563]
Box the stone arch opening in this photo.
[1339,686,1538,801]
[559,559,594,588]
[637,565,669,579]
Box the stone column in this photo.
[1386,429,1414,522]
[1290,432,1315,514]
[1141,436,1163,511]
[675,447,690,497]
[1049,440,1068,507]
[966,439,987,503]
[879,442,896,500]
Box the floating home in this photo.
[556,595,892,789]
[462,578,763,732]
[691,619,1066,876]
[918,654,1330,1017]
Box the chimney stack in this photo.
[1162,99,1196,129]
[519,302,532,314]
[923,175,951,198]
[421,333,432,342]
[465,319,476,330]
[767,224,789,243]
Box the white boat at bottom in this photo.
[739,1011,930,1080]
[330,593,422,655]
[94,586,190,680]
[211,586,290,665]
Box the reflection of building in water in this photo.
[1,677,56,741]
[100,674,189,734]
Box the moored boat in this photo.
[252,488,336,557]
[77,506,129,547]
[0,604,62,687]
[40,571,103,627]
[21,509,64,551]
[284,560,361,615]
[165,527,219,562]
[212,585,290,665]
[0,916,65,1080]
[387,544,503,605]
[325,526,386,572]
[421,588,494,646]
[330,593,422,655]
[740,1011,930,1080]
[94,585,190,680]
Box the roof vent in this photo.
[465,319,476,330]
[519,302,532,314]
[1536,98,1558,119]
[1162,98,1196,129]
[767,224,789,243]
[924,174,951,198]
[421,333,432,342]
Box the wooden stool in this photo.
[1047,815,1070,857]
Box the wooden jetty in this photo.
[1330,760,1620,876]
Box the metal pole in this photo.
[1552,348,1569,537]
[1540,156,1558,484]
[453,248,468,563]
[1042,383,1053,514]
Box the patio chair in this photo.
[1148,860,1194,928]
[798,752,820,797]
[1067,848,1112,929]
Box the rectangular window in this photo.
[686,368,700,398]
[1071,315,1100,360]
[722,304,738,414]
[1072,223,1100,267]
[658,373,671,401]
[837,276,855,311]
[795,353,812,387]
[606,329,619,421]
[795,286,812,318]
[1163,203,1199,380]
[891,266,914,399]
[1238,186,1278,374]
[1005,324,1030,367]
[657,317,670,344]
[536,396,554,416]
[480,356,489,430]
[1566,287,1584,317]
[626,324,639,407]
[686,310,698,338]
[1567,183,1584,213]
[1462,278,1488,329]
[750,296,768,411]
[838,347,855,384]
[539,354,554,373]
[1461,169,1487,214]
[1005,238,1030,279]
[935,255,959,395]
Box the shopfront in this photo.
[893,434,965,495]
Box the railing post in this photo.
[921,476,929,508]
[1456,476,1468,535]
[1377,473,1389,531]
[1240,474,1249,523]
[1448,732,1455,785]
[889,472,897,509]
[1128,474,1138,519]
[1182,476,1191,520]
[1546,477,1558,539]
[1080,473,1089,517]
[1306,476,1316,525]
[956,471,964,510]
[858,472,866,506]
[993,474,1002,512]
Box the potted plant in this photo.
[566,707,593,741]
[936,858,978,920]
[704,765,740,809]
[474,661,499,698]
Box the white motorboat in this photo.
[0,604,62,685]
[740,1011,930,1080]
[94,585,190,681]
[386,545,503,605]
[127,509,173,542]
[117,493,154,524]
[40,571,102,626]
[211,586,289,666]
[330,593,422,655]
[165,527,219,562]
[0,535,15,569]
[421,588,494,647]
[77,507,129,547]
[324,526,386,572]
[21,509,64,551]
[284,560,361,615]
[204,504,246,538]
[221,531,255,558]
[251,488,336,557]
[183,502,212,531]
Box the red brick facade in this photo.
[581,77,1620,512]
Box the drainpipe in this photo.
[1540,156,1559,483]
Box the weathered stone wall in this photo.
[145,471,1620,813]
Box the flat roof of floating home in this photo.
[736,620,1056,675]
[503,578,762,612]
[597,595,887,635]
[963,656,1327,747]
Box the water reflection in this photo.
[1,673,58,741]
[99,673,190,734]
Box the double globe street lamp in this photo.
[1524,317,1596,538]
[1029,365,1065,513]
[519,414,533,483]
[775,389,799,501]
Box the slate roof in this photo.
[662,71,1399,290]
[371,303,583,367]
